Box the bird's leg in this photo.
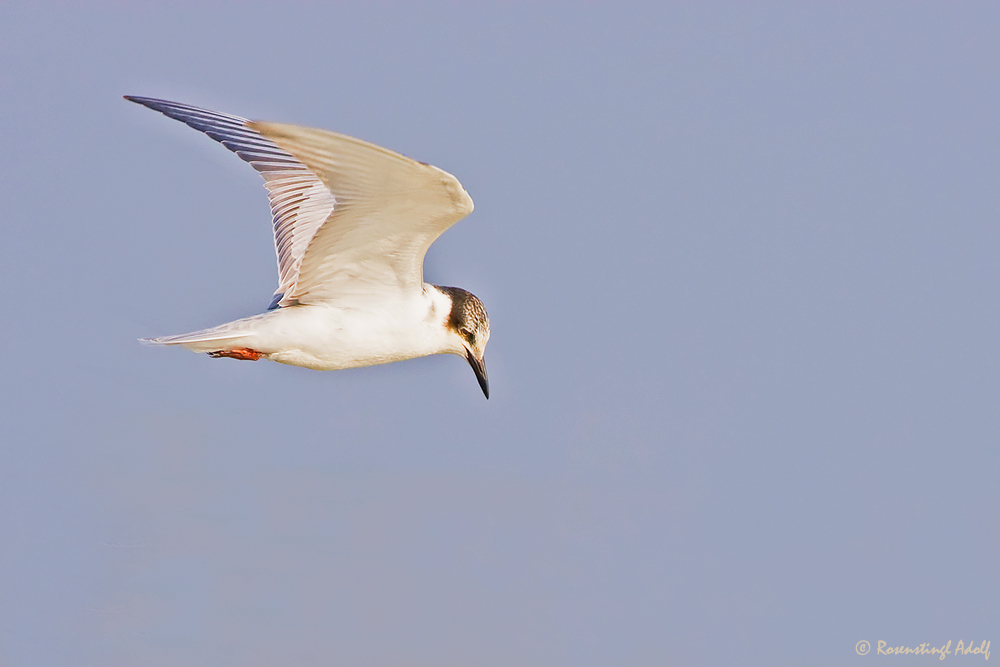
[208,348,264,361]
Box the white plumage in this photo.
[128,97,490,397]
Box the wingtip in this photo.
[124,95,153,109]
[124,95,169,110]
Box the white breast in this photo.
[246,287,460,371]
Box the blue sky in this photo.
[1,3,998,666]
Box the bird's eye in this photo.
[460,328,474,339]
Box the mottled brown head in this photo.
[435,285,490,398]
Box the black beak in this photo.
[466,351,489,399]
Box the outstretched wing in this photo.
[126,96,474,306]
[250,122,473,303]
[126,96,335,308]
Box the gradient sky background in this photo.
[1,3,998,666]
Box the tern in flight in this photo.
[127,96,490,398]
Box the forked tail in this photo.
[140,315,266,353]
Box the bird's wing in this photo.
[249,121,473,304]
[126,96,473,307]
[126,96,335,308]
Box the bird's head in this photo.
[435,285,491,399]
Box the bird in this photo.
[126,96,490,398]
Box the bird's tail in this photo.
[140,315,266,353]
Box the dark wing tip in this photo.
[123,95,185,113]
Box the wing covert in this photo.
[127,96,474,306]
[250,121,474,302]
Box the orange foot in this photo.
[208,347,264,361]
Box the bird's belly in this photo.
[251,305,445,371]
[267,344,429,371]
